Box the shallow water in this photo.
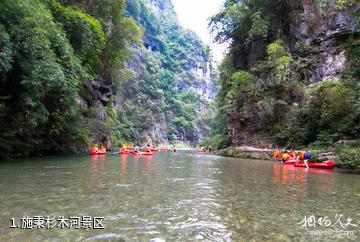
[0,151,359,241]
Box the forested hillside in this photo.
[114,0,215,146]
[0,0,214,158]
[208,0,360,154]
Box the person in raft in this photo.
[282,150,291,162]
[119,145,127,153]
[273,150,282,161]
[100,145,106,153]
[133,145,140,153]
[173,145,176,152]
[145,144,152,153]
[208,145,212,153]
[91,144,99,153]
[289,149,296,160]
[297,150,311,168]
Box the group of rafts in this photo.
[273,150,335,169]
[118,144,164,156]
[90,144,172,156]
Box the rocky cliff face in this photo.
[227,0,360,147]
[147,0,216,100]
[85,77,115,148]
[290,0,360,84]
[84,0,216,147]
[149,0,177,20]
[148,0,216,144]
[100,0,216,146]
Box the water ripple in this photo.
[85,233,124,241]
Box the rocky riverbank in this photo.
[216,146,274,160]
[216,146,337,163]
[216,145,360,170]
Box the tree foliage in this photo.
[0,0,213,157]
[0,0,88,157]
[209,0,360,150]
[109,0,211,145]
[0,0,141,157]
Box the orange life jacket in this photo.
[274,150,282,159]
[290,151,296,159]
[299,152,305,160]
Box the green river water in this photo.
[0,151,359,241]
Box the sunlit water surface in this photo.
[0,151,359,241]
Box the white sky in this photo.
[172,0,228,64]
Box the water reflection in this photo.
[120,154,128,183]
[273,163,305,185]
[273,163,335,182]
[90,155,105,191]
[0,154,358,241]
[272,163,337,200]
[90,154,106,162]
[143,156,153,176]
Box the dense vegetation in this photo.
[0,0,110,156]
[0,0,212,158]
[110,0,212,145]
[207,0,360,167]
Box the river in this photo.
[0,151,359,241]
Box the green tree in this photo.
[0,0,87,156]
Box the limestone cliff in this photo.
[108,0,216,146]
[290,0,360,83]
[146,0,216,101]
[226,0,360,147]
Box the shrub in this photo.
[337,145,360,169]
[301,80,356,146]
